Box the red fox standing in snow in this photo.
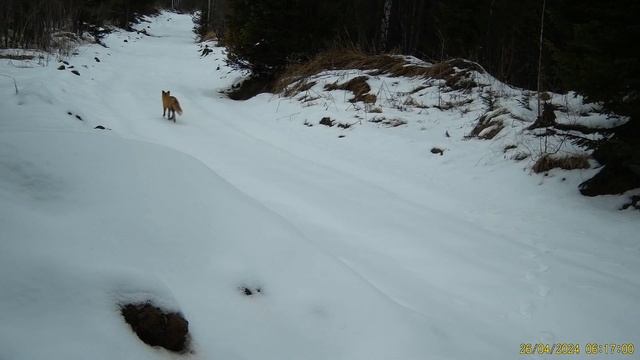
[162,90,183,122]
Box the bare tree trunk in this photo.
[536,0,546,119]
[379,0,392,52]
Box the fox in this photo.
[162,90,183,122]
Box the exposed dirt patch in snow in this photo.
[121,302,190,353]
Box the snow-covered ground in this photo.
[1,12,638,360]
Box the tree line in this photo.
[197,0,638,195]
[0,0,163,50]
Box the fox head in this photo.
[162,90,170,97]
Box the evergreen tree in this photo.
[224,0,345,73]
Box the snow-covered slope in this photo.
[1,12,638,360]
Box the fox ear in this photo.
[162,90,166,95]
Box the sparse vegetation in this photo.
[275,48,483,96]
[324,76,376,104]
[532,154,590,173]
[468,108,510,140]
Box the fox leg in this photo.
[163,106,166,117]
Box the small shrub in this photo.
[532,154,590,173]
[468,108,510,140]
[403,96,426,108]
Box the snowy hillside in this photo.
[1,12,639,360]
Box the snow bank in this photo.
[1,11,639,360]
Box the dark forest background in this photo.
[2,0,638,194]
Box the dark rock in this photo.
[75,114,83,121]
[124,39,128,42]
[57,65,66,70]
[121,303,189,353]
[431,147,444,156]
[71,70,80,76]
[62,61,69,65]
[338,135,346,138]
[94,57,101,62]
[67,111,72,115]
[94,125,110,130]
[319,117,334,127]
[579,164,640,196]
[239,286,263,297]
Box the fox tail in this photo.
[174,99,183,115]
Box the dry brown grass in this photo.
[200,31,218,42]
[468,108,509,140]
[283,80,316,97]
[274,48,484,96]
[324,76,377,103]
[532,154,590,173]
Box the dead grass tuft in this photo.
[284,80,316,97]
[532,154,590,173]
[468,108,509,140]
[324,76,376,103]
[200,31,218,42]
[503,144,518,152]
[403,96,426,108]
